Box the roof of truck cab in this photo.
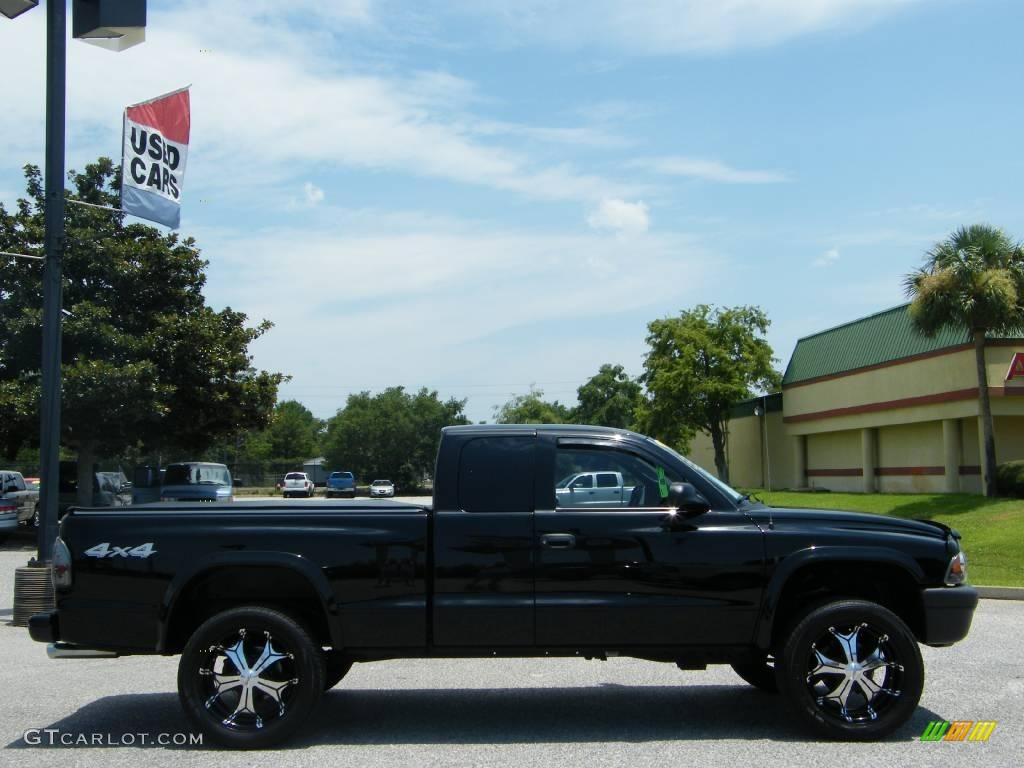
[443,423,639,438]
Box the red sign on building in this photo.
[1006,352,1024,384]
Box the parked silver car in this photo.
[1,470,40,526]
[554,471,635,507]
[369,479,395,498]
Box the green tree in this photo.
[640,305,781,483]
[493,386,573,424]
[323,387,468,489]
[904,224,1024,497]
[572,364,641,429]
[265,400,324,466]
[0,159,284,503]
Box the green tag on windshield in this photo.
[657,467,669,499]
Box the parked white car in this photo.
[369,479,395,498]
[282,472,315,498]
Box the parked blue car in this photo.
[325,471,356,498]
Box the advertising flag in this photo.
[121,87,190,228]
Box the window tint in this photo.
[553,446,681,509]
[458,436,534,513]
[285,473,305,480]
[571,474,593,489]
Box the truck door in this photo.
[432,432,537,647]
[534,435,764,648]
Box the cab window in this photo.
[552,445,681,509]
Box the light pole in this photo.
[4,0,146,626]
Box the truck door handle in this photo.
[541,533,576,549]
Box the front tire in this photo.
[776,599,923,740]
[177,606,325,749]
[731,655,778,692]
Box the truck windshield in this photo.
[164,464,231,486]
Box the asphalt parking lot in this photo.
[1,531,1021,767]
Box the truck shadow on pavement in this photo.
[7,685,946,748]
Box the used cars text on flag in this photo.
[121,86,190,229]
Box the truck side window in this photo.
[553,447,681,509]
[458,436,535,513]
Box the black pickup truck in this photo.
[30,424,978,748]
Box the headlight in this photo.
[945,551,968,585]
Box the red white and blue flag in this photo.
[121,87,190,229]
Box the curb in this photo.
[975,585,1024,600]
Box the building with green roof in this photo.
[688,304,1024,494]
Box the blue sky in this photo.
[3,0,1023,422]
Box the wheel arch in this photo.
[159,552,341,653]
[756,546,926,651]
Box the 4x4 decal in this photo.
[84,542,157,559]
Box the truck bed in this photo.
[56,500,432,653]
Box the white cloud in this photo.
[442,0,926,54]
[195,213,713,419]
[812,248,840,267]
[632,156,790,184]
[0,2,638,208]
[586,199,650,236]
[303,182,325,206]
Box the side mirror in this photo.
[667,482,710,516]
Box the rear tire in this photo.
[323,651,353,690]
[776,599,923,740]
[177,606,324,749]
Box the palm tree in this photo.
[904,224,1024,496]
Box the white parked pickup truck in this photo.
[554,470,635,507]
[1,470,40,527]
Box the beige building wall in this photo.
[876,422,944,493]
[687,411,794,490]
[725,416,762,488]
[806,429,862,492]
[960,418,983,494]
[994,416,1024,463]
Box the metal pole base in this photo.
[12,563,54,627]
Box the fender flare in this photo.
[157,551,342,651]
[755,545,925,649]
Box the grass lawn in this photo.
[751,491,1024,588]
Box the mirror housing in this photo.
[667,482,710,516]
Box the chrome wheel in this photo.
[778,599,923,740]
[178,606,324,748]
[805,622,903,724]
[199,628,298,731]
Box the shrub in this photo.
[995,460,1024,498]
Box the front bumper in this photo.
[921,585,979,646]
